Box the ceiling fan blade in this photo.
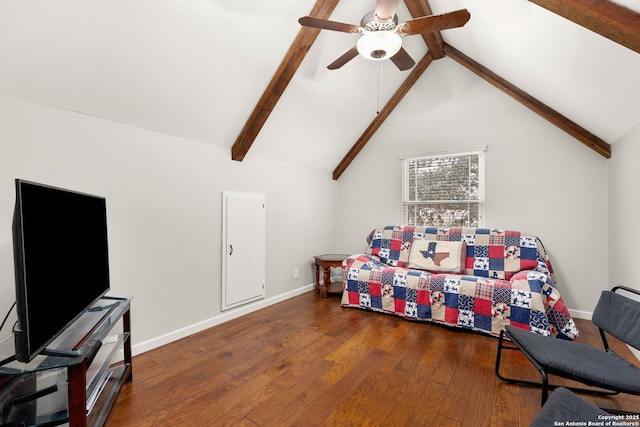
[298,16,361,34]
[374,0,400,21]
[398,9,471,36]
[389,47,415,71]
[327,46,359,70]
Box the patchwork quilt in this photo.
[341,226,579,340]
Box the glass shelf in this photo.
[86,332,129,404]
[0,297,130,375]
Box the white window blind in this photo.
[402,149,485,227]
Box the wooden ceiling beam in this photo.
[529,0,640,55]
[236,0,619,176]
[231,0,341,162]
[403,0,444,58]
[333,52,435,180]
[444,44,612,158]
[332,0,449,180]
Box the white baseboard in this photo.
[568,308,592,320]
[132,283,315,356]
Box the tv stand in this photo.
[0,296,132,427]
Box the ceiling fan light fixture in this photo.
[356,31,402,61]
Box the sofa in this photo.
[341,226,579,340]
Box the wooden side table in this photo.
[314,254,350,297]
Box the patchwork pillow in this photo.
[408,239,467,273]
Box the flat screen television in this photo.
[12,179,110,363]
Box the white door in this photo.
[221,191,265,311]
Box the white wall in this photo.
[0,53,627,358]
[609,122,640,288]
[335,58,609,315]
[0,94,339,354]
[609,121,640,361]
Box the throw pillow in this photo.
[408,239,467,273]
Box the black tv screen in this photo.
[12,179,110,363]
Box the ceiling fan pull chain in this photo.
[377,61,383,114]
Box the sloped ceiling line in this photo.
[332,42,610,181]
[230,0,341,161]
[333,51,435,180]
[331,0,445,180]
[231,0,622,175]
[444,44,612,159]
[231,0,447,165]
[529,0,640,55]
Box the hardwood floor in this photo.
[105,291,640,426]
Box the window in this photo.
[402,148,485,227]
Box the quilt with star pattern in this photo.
[341,226,579,340]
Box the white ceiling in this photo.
[1,0,639,171]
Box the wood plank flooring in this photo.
[105,291,640,426]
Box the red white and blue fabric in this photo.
[341,226,579,340]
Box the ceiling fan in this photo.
[299,0,470,71]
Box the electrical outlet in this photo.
[294,269,299,279]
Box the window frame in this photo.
[401,147,486,227]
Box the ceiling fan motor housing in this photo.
[360,10,398,30]
[357,10,402,60]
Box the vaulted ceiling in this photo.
[1,0,639,178]
[232,0,640,178]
